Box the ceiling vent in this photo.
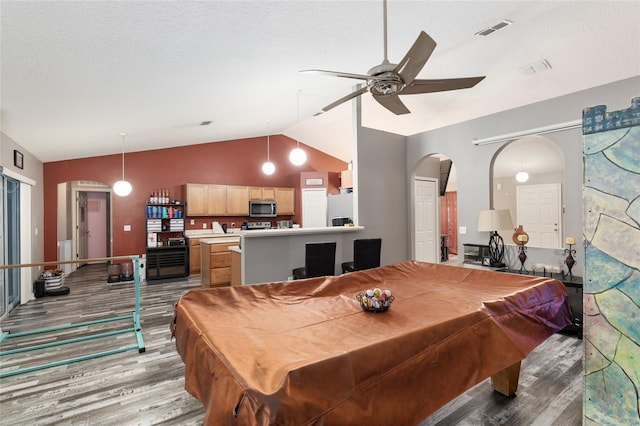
[474,19,512,37]
[519,59,552,76]
[200,120,212,126]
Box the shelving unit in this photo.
[145,202,189,281]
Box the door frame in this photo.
[68,182,113,272]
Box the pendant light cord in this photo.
[296,90,300,149]
[120,132,127,180]
[266,120,271,161]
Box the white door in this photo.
[87,192,107,259]
[302,188,327,228]
[517,183,561,248]
[414,179,439,263]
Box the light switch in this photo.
[124,225,131,231]
[459,226,467,235]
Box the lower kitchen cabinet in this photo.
[201,240,237,287]
[146,246,189,281]
[188,238,201,274]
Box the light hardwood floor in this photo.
[1,264,582,425]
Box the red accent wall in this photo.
[43,135,347,261]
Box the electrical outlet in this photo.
[202,223,207,229]
[124,225,131,231]
[190,219,195,225]
[459,226,467,235]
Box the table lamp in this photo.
[477,209,514,268]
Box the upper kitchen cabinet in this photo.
[185,183,227,216]
[250,187,276,201]
[276,187,295,215]
[226,186,250,216]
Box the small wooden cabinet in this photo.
[226,186,249,216]
[276,187,295,215]
[201,240,238,287]
[250,187,276,201]
[188,238,201,274]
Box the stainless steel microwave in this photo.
[249,200,277,217]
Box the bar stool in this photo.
[292,242,337,280]
[341,238,382,273]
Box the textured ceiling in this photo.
[1,1,639,163]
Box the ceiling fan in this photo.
[302,0,485,115]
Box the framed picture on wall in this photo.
[14,150,24,169]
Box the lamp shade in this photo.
[477,209,514,232]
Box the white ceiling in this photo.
[1,1,639,163]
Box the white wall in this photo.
[354,100,409,266]
[406,76,640,276]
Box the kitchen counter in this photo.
[199,236,240,245]
[239,226,365,285]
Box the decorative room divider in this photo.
[583,97,640,424]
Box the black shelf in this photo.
[146,202,188,281]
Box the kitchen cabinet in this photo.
[186,183,294,216]
[230,247,241,286]
[188,238,201,274]
[201,240,237,287]
[276,187,295,215]
[185,184,226,216]
[340,170,353,189]
[226,186,249,215]
[185,184,208,216]
[250,187,276,201]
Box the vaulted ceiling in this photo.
[1,1,639,163]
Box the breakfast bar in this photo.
[238,226,364,285]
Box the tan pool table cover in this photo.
[172,261,570,425]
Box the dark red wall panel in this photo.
[43,135,347,261]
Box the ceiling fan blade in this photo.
[373,94,411,115]
[402,76,485,95]
[320,86,369,113]
[394,31,437,84]
[300,69,373,81]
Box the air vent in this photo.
[474,19,512,36]
[200,120,212,126]
[519,59,552,76]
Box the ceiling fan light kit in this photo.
[302,0,485,116]
[113,132,132,197]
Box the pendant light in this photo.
[289,90,307,166]
[515,162,529,183]
[113,132,132,197]
[262,120,276,175]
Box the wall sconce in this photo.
[261,120,275,175]
[289,90,307,166]
[113,132,132,197]
[477,209,514,267]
